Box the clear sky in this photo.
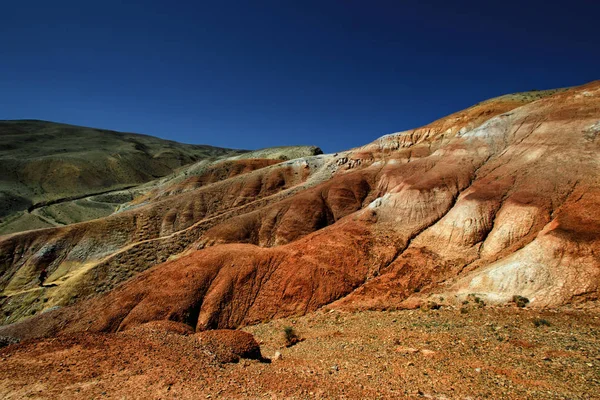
[1,1,598,153]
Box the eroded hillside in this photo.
[1,83,599,341]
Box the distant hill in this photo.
[0,120,247,233]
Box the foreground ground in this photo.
[1,304,598,399]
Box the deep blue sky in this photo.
[1,1,598,153]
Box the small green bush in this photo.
[474,297,486,307]
[512,295,530,308]
[533,318,551,327]
[420,301,441,312]
[283,326,301,347]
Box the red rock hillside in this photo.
[1,82,599,341]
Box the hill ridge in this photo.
[0,81,598,336]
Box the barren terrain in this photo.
[0,82,599,399]
[1,304,598,399]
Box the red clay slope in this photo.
[1,82,599,340]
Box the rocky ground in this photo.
[1,303,598,399]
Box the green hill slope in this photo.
[0,120,246,234]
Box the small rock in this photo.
[420,349,436,356]
[273,351,282,361]
[196,329,264,363]
[331,364,339,371]
[396,346,419,354]
[475,368,481,373]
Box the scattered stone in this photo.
[0,336,20,349]
[395,346,419,354]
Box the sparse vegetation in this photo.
[283,326,302,347]
[533,318,551,327]
[0,335,20,349]
[421,301,441,311]
[466,294,486,308]
[512,295,530,308]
